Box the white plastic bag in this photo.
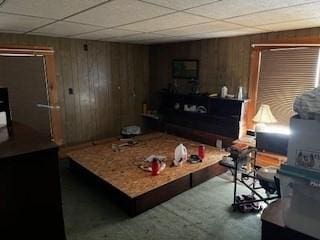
[174,144,188,166]
[294,87,320,120]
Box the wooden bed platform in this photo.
[67,132,227,216]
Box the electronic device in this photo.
[256,131,289,156]
[172,59,199,80]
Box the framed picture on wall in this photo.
[172,59,199,80]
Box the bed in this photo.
[67,132,227,216]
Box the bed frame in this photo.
[68,132,227,216]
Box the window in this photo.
[257,47,320,127]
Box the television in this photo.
[172,59,199,80]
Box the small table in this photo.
[261,200,317,240]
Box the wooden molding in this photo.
[0,45,54,55]
[44,55,63,145]
[0,45,63,145]
[247,49,261,129]
[252,36,320,45]
[247,37,320,129]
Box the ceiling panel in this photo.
[0,0,108,20]
[108,32,169,42]
[120,12,212,32]
[67,0,174,28]
[258,18,320,31]
[0,13,53,32]
[197,28,264,38]
[135,35,201,44]
[1,0,320,44]
[121,36,199,44]
[0,29,24,34]
[186,0,318,20]
[31,21,104,37]
[156,21,242,36]
[226,2,320,26]
[141,0,219,10]
[73,28,141,40]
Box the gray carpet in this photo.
[60,160,261,240]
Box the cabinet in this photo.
[0,123,65,240]
[159,93,249,147]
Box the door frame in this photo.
[247,37,320,129]
[0,45,63,145]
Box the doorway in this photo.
[0,45,63,144]
[0,56,51,137]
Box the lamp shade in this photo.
[253,104,277,124]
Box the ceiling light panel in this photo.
[67,0,174,28]
[186,0,318,20]
[0,0,108,19]
[120,12,212,32]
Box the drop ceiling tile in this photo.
[31,21,104,37]
[67,0,174,28]
[120,12,212,32]
[27,32,67,38]
[0,0,108,20]
[197,27,264,38]
[73,28,141,40]
[107,32,169,42]
[0,13,53,32]
[186,0,317,19]
[156,21,242,36]
[141,0,219,10]
[258,18,320,31]
[136,35,201,44]
[226,2,320,26]
[0,29,24,34]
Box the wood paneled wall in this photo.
[149,27,320,107]
[0,33,149,145]
[1,27,319,144]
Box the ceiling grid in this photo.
[0,0,319,44]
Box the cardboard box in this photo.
[287,116,320,172]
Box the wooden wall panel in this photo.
[149,27,320,106]
[0,33,149,145]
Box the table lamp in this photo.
[253,104,277,132]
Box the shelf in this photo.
[141,113,160,120]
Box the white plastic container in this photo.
[221,86,228,98]
[237,86,243,100]
[287,116,320,172]
[279,164,320,239]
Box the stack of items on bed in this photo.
[278,87,320,239]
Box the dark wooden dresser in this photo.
[159,93,249,147]
[0,123,65,240]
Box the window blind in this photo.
[257,47,319,126]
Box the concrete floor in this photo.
[60,160,261,240]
